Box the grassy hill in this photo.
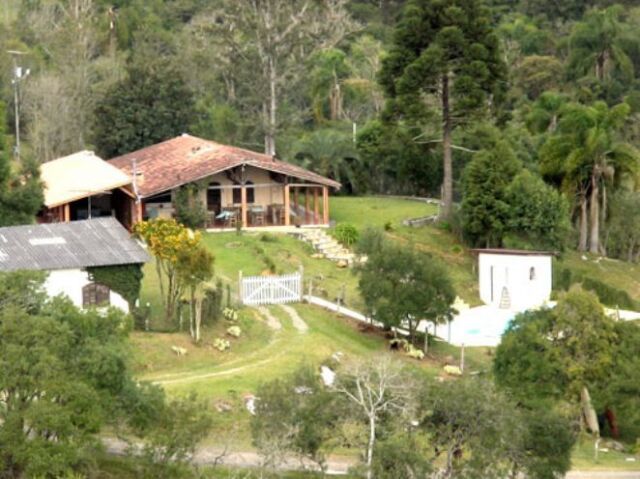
[132,196,640,462]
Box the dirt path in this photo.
[279,304,309,332]
[257,307,282,330]
[103,437,640,477]
[149,305,304,386]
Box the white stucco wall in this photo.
[478,253,552,311]
[44,269,130,312]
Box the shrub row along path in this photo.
[150,304,308,386]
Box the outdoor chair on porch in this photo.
[268,204,286,225]
[216,209,238,228]
[249,205,265,226]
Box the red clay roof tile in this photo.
[108,134,341,198]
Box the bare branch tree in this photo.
[193,0,359,155]
[333,356,415,479]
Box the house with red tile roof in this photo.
[108,134,341,229]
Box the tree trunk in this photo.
[589,173,600,254]
[578,193,588,252]
[195,294,203,343]
[264,57,277,156]
[366,414,376,479]
[423,324,429,355]
[189,289,196,340]
[440,73,453,220]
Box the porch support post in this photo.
[135,200,143,224]
[284,184,290,226]
[322,187,329,224]
[304,188,310,225]
[241,185,248,228]
[313,188,319,224]
[63,203,70,222]
[294,187,299,218]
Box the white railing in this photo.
[240,271,302,306]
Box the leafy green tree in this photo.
[600,321,640,441]
[495,287,617,420]
[356,119,442,195]
[604,191,640,261]
[138,394,213,479]
[504,169,571,250]
[94,59,195,158]
[176,243,214,343]
[515,55,563,100]
[420,377,574,479]
[0,101,43,226]
[358,235,455,350]
[252,365,341,472]
[520,0,592,21]
[568,6,635,88]
[133,219,202,326]
[371,433,433,479]
[460,140,521,247]
[525,91,569,135]
[539,101,639,253]
[174,184,207,230]
[379,0,507,219]
[498,14,555,63]
[0,307,103,477]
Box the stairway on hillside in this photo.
[292,229,360,266]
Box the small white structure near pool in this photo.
[445,249,555,347]
[477,249,553,311]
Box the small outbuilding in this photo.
[37,151,137,229]
[0,217,148,312]
[474,249,553,311]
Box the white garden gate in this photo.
[240,271,303,306]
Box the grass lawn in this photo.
[132,196,640,466]
[329,196,437,228]
[572,436,640,471]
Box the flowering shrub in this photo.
[214,338,231,351]
[227,326,242,338]
[223,307,238,322]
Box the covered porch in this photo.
[203,182,331,229]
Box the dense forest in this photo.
[3,0,640,256]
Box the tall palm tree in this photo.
[568,5,634,83]
[526,91,569,134]
[540,101,639,254]
[291,127,362,193]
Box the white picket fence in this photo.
[240,272,303,306]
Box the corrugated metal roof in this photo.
[108,134,341,198]
[0,217,149,272]
[41,151,133,207]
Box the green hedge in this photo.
[553,266,637,310]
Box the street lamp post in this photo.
[7,50,29,159]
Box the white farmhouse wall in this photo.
[44,269,130,312]
[478,253,552,311]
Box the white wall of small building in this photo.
[44,268,130,312]
[478,253,552,311]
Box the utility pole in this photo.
[7,50,29,159]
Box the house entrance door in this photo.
[207,183,221,214]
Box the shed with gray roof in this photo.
[0,218,148,312]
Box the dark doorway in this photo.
[207,182,221,214]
